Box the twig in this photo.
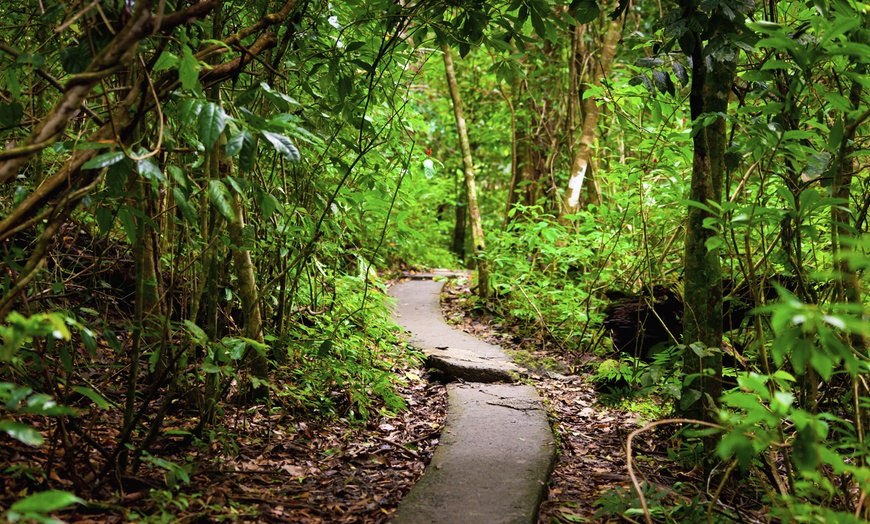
[516,283,568,353]
[366,433,421,458]
[707,459,738,524]
[626,418,724,524]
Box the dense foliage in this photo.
[3,0,870,521]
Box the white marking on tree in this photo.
[566,164,587,208]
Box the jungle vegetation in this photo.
[2,0,870,521]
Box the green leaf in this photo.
[256,189,280,219]
[60,43,91,74]
[71,386,111,409]
[178,98,203,124]
[530,9,546,39]
[202,362,222,374]
[0,101,24,127]
[207,179,236,223]
[761,59,793,71]
[5,69,21,99]
[225,131,246,156]
[680,388,702,411]
[238,131,257,172]
[167,165,188,190]
[179,45,201,91]
[571,0,600,23]
[717,428,756,469]
[810,348,833,381]
[106,157,133,196]
[138,157,165,184]
[184,320,209,346]
[95,206,114,235]
[82,151,125,170]
[173,188,198,225]
[23,394,75,416]
[705,236,724,252]
[117,206,137,244]
[153,51,178,71]
[10,489,82,513]
[198,102,227,149]
[225,338,247,360]
[0,420,44,446]
[792,425,819,472]
[261,131,301,163]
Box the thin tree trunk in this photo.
[561,18,620,218]
[222,152,270,402]
[442,44,489,298]
[831,66,870,481]
[682,39,733,426]
[500,82,518,230]
[452,191,467,260]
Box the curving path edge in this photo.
[390,272,556,524]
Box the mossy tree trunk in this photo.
[442,44,489,298]
[681,36,735,424]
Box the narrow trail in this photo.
[389,272,555,524]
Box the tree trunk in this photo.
[682,40,734,424]
[221,152,270,402]
[442,44,489,298]
[831,66,869,477]
[452,192,467,260]
[561,18,621,218]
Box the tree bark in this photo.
[561,18,621,218]
[682,39,734,423]
[442,44,489,298]
[220,146,269,402]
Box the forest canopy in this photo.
[2,0,870,522]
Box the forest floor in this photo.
[1,364,450,523]
[438,278,767,524]
[1,274,766,523]
[437,279,641,523]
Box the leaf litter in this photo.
[1,271,770,523]
[0,364,447,523]
[440,279,769,523]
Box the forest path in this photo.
[389,272,555,524]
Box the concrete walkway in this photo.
[390,273,555,524]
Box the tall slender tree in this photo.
[442,44,490,298]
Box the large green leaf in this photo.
[208,179,236,223]
[138,157,165,184]
[238,131,258,172]
[179,45,201,91]
[225,131,246,156]
[0,102,23,127]
[60,43,92,74]
[198,102,227,149]
[261,131,301,163]
[9,489,82,513]
[82,151,125,170]
[70,386,111,409]
[117,206,137,244]
[570,0,600,23]
[183,320,209,346]
[173,188,198,225]
[0,420,43,447]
